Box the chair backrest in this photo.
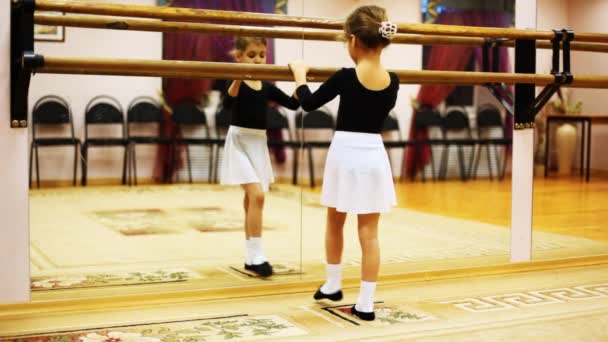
[295,109,335,129]
[127,96,163,137]
[443,108,471,131]
[172,99,207,126]
[381,112,403,140]
[266,107,292,140]
[127,96,162,123]
[31,95,75,139]
[266,107,289,130]
[172,99,209,138]
[414,107,443,129]
[84,95,125,139]
[477,104,503,128]
[382,113,399,132]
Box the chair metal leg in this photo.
[29,143,34,189]
[121,144,127,185]
[214,144,222,183]
[457,146,466,181]
[81,144,88,186]
[127,145,132,186]
[292,146,299,185]
[132,144,138,186]
[35,144,41,188]
[468,144,477,180]
[500,145,509,180]
[308,146,315,188]
[439,144,449,180]
[399,146,407,182]
[486,144,494,180]
[73,143,78,186]
[472,145,481,180]
[207,144,214,183]
[186,145,193,184]
[429,145,437,181]
[493,144,502,179]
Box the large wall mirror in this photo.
[24,0,608,306]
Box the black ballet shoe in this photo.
[351,305,375,321]
[244,261,273,277]
[313,286,343,301]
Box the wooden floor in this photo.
[395,176,608,242]
[308,175,608,242]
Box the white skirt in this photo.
[220,126,274,192]
[321,131,396,214]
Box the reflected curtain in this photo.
[404,9,513,179]
[154,0,279,182]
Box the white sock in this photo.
[245,239,253,265]
[320,264,342,294]
[355,281,376,313]
[249,237,267,265]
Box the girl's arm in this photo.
[227,80,241,97]
[222,80,240,109]
[267,83,300,110]
[289,61,342,112]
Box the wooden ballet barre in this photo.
[36,0,608,43]
[28,56,608,88]
[34,13,608,54]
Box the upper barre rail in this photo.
[35,0,608,43]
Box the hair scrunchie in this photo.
[378,21,398,39]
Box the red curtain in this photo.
[404,9,513,179]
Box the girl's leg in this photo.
[355,213,381,313]
[241,183,272,276]
[241,183,265,238]
[243,193,251,265]
[243,193,250,237]
[319,207,347,294]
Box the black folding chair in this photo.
[294,109,335,187]
[440,107,476,181]
[81,95,129,186]
[171,99,212,183]
[29,95,80,188]
[407,107,444,182]
[126,96,171,185]
[471,104,510,180]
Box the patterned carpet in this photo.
[29,184,608,291]
[3,264,608,341]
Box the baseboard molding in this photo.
[2,254,607,320]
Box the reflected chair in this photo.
[81,95,129,186]
[126,96,171,185]
[29,95,81,188]
[171,99,212,183]
[471,104,510,180]
[294,108,335,187]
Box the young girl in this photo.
[289,6,398,321]
[220,37,300,277]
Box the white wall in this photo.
[29,0,162,182]
[566,0,608,170]
[535,0,608,171]
[536,0,568,74]
[1,0,30,303]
